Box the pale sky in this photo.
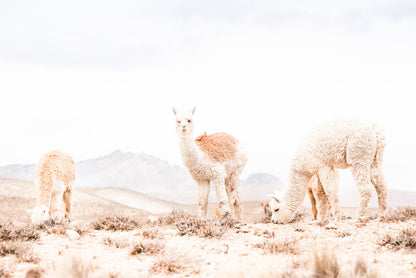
[1,1,415,191]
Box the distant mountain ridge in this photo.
[0,150,283,203]
[0,150,414,206]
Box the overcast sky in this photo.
[1,1,415,191]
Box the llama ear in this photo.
[172,107,177,115]
[269,194,281,203]
[191,107,196,115]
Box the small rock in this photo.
[65,229,80,240]
[325,223,337,230]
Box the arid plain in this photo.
[0,177,415,278]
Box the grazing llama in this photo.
[270,119,387,224]
[31,150,76,225]
[173,107,247,220]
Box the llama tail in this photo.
[372,122,386,168]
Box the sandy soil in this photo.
[1,178,415,277]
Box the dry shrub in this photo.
[289,210,307,223]
[130,240,165,255]
[141,227,164,239]
[52,254,95,278]
[255,237,300,254]
[0,266,11,278]
[217,257,308,278]
[377,226,416,250]
[383,207,416,222]
[38,221,68,235]
[312,251,340,278]
[159,209,229,239]
[103,236,130,249]
[353,257,379,278]
[0,241,40,263]
[0,223,40,241]
[150,250,199,275]
[91,216,142,231]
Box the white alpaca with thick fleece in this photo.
[173,107,247,219]
[270,119,387,224]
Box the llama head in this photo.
[172,107,196,136]
[269,193,293,224]
[30,206,49,225]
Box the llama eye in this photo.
[188,120,191,123]
[274,208,280,212]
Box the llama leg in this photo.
[226,174,242,221]
[197,180,210,218]
[318,167,340,220]
[315,178,330,221]
[213,178,231,218]
[307,188,318,220]
[63,188,72,221]
[371,166,388,218]
[50,189,64,223]
[351,164,373,219]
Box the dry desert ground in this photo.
[0,177,415,278]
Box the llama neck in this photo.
[178,134,200,167]
[283,167,310,212]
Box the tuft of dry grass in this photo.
[0,241,40,263]
[158,209,230,239]
[150,250,200,275]
[38,220,68,235]
[103,236,130,249]
[0,223,40,241]
[382,207,416,223]
[91,216,143,231]
[312,251,340,278]
[255,237,300,254]
[352,257,379,278]
[377,226,416,250]
[0,265,12,278]
[141,227,164,240]
[130,240,165,255]
[52,254,95,278]
[289,210,307,224]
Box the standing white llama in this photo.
[173,107,247,220]
[270,119,387,224]
[31,150,76,225]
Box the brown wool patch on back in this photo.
[195,132,239,162]
[35,150,76,186]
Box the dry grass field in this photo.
[0,178,415,277]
